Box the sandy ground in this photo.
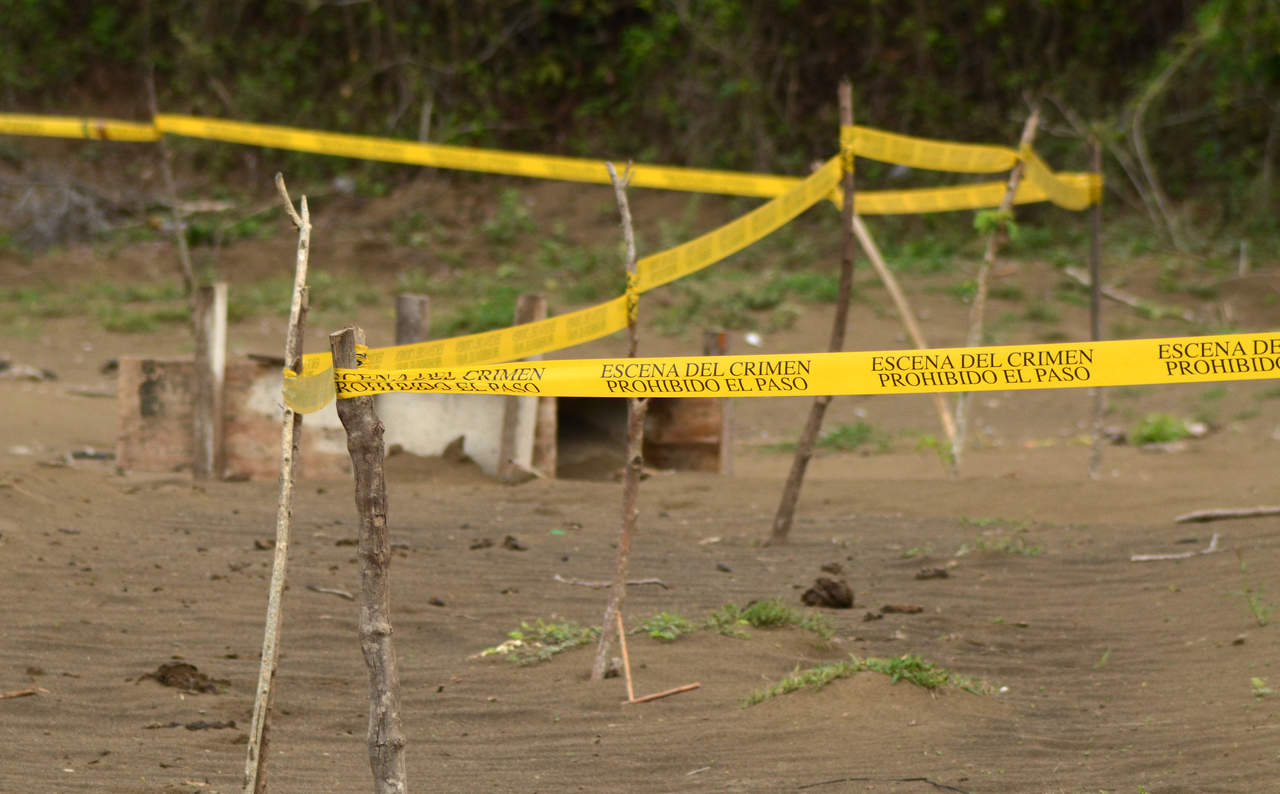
[2,175,1280,793]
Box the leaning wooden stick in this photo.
[243,174,311,794]
[591,161,648,682]
[616,612,636,703]
[952,107,1040,468]
[1131,533,1221,562]
[851,214,957,458]
[1175,507,1280,524]
[769,79,856,546]
[332,325,408,794]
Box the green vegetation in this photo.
[1131,413,1191,445]
[1251,677,1272,699]
[636,611,694,642]
[707,598,835,641]
[1235,551,1275,627]
[955,520,1044,557]
[481,599,833,665]
[742,653,990,706]
[477,619,599,666]
[761,421,892,455]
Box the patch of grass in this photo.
[1236,551,1275,627]
[742,653,990,706]
[818,421,891,454]
[1252,677,1272,700]
[1024,300,1061,324]
[434,286,520,336]
[1131,413,1190,445]
[955,521,1043,557]
[913,433,956,469]
[477,618,599,665]
[988,282,1025,301]
[636,611,694,642]
[901,544,934,559]
[95,304,191,333]
[481,188,535,246]
[707,598,833,641]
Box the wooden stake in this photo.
[768,80,856,546]
[851,215,957,458]
[1087,139,1105,480]
[331,325,408,794]
[394,294,431,345]
[952,107,1040,469]
[591,161,648,682]
[192,283,227,481]
[616,611,635,702]
[499,294,548,483]
[625,683,701,704]
[243,175,310,794]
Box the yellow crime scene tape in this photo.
[0,113,161,142]
[331,333,1280,400]
[0,112,1106,412]
[283,156,844,412]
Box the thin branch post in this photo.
[851,214,957,460]
[591,161,647,682]
[1088,139,1105,480]
[145,67,195,297]
[331,325,408,794]
[768,80,856,546]
[951,108,1040,469]
[243,175,311,794]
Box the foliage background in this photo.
[0,0,1276,240]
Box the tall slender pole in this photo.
[952,108,1040,469]
[1088,139,1105,479]
[768,80,856,546]
[591,161,647,681]
[332,326,408,794]
[243,175,310,794]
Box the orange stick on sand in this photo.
[616,611,700,704]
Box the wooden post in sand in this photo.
[591,161,648,682]
[243,175,310,794]
[951,108,1040,469]
[192,282,227,481]
[768,80,856,546]
[394,294,431,345]
[1087,139,1106,479]
[703,329,733,476]
[499,293,549,483]
[331,325,408,794]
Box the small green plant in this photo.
[901,544,934,559]
[974,208,1019,240]
[956,526,1043,557]
[636,611,693,641]
[1252,677,1272,699]
[817,421,890,454]
[742,653,989,706]
[914,433,956,468]
[1236,551,1275,627]
[434,286,520,336]
[477,618,599,665]
[707,598,833,640]
[1093,649,1112,670]
[481,188,535,246]
[1131,413,1190,445]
